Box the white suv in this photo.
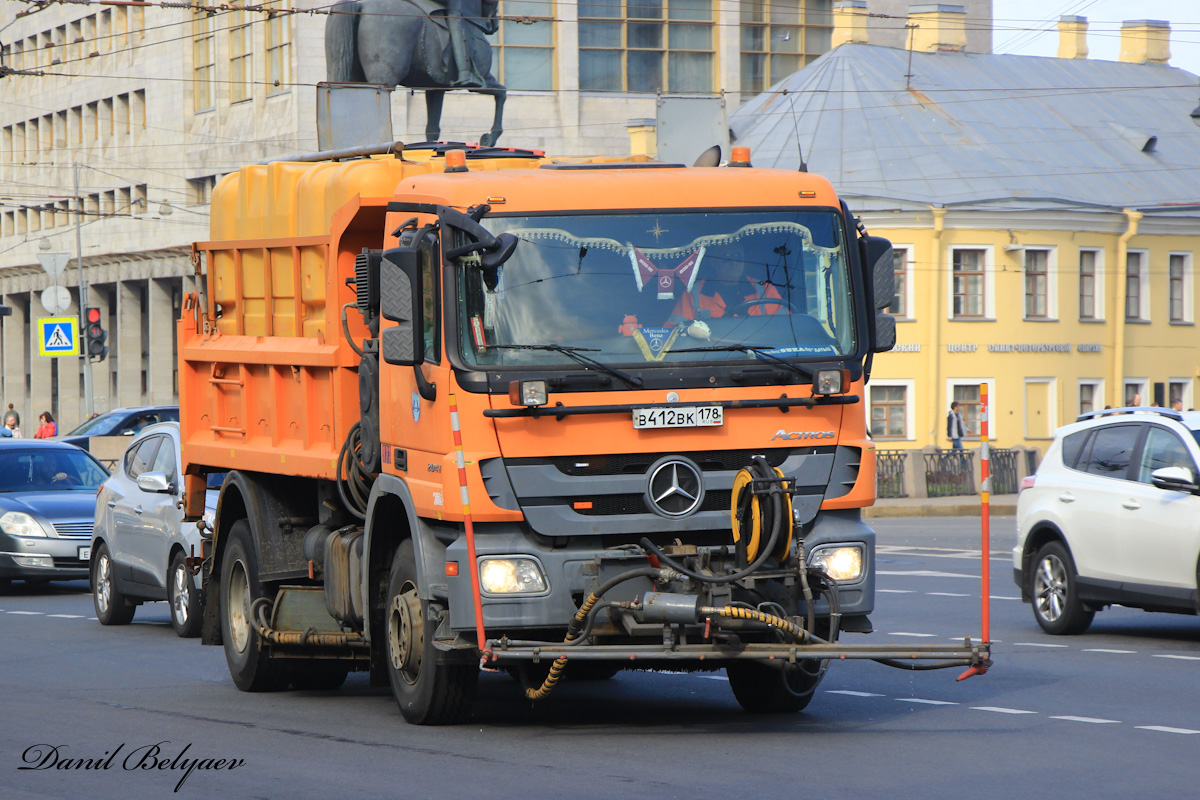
[1014,407,1200,634]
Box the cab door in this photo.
[1117,425,1200,600]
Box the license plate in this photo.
[78,547,91,562]
[633,406,723,429]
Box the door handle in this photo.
[107,501,116,508]
[1058,492,1075,503]
[1121,500,1141,510]
[134,506,143,515]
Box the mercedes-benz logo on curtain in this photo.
[645,456,705,518]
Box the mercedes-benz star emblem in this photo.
[645,457,704,518]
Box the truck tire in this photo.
[385,540,477,724]
[727,661,821,713]
[92,543,136,625]
[1031,541,1094,635]
[168,550,202,638]
[220,519,288,691]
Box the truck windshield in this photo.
[458,211,856,369]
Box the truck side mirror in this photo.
[379,247,424,366]
[862,235,894,312]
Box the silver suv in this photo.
[1014,407,1200,634]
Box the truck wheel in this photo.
[1031,541,1094,635]
[92,544,135,625]
[221,519,288,691]
[289,664,350,691]
[385,540,477,724]
[168,550,202,638]
[727,661,822,713]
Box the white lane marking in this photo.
[1052,716,1121,724]
[1014,642,1069,648]
[888,632,937,637]
[47,614,86,619]
[7,611,43,615]
[927,592,970,597]
[1083,649,1137,654]
[877,570,978,579]
[972,707,1037,715]
[877,589,915,594]
[827,690,884,697]
[1153,654,1200,662]
[947,637,1001,643]
[989,596,1020,601]
[693,675,728,681]
[1136,726,1200,735]
[897,698,958,706]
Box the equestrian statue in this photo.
[325,0,506,146]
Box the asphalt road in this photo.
[2,517,1197,799]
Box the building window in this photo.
[887,246,908,318]
[579,0,715,93]
[230,9,254,103]
[1024,248,1050,319]
[951,248,986,318]
[739,0,830,94]
[496,0,554,90]
[1169,379,1191,410]
[952,384,982,437]
[265,2,291,91]
[1169,253,1192,324]
[188,175,219,205]
[1124,379,1148,407]
[193,12,216,111]
[1078,379,1103,416]
[1079,248,1100,320]
[1125,250,1147,321]
[869,383,909,440]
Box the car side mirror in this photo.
[1150,466,1199,494]
[136,471,174,494]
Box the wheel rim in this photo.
[387,579,423,686]
[95,553,112,615]
[171,562,189,626]
[1034,553,1068,623]
[226,557,251,654]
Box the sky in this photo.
[992,0,1200,75]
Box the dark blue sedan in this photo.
[0,441,110,588]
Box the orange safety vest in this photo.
[675,277,784,319]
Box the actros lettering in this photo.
[771,430,836,441]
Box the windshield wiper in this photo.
[670,345,812,381]
[486,344,644,388]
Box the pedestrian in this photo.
[3,413,21,438]
[4,403,17,428]
[1171,399,1184,412]
[33,411,57,439]
[946,401,967,450]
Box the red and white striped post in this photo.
[979,382,991,644]
[449,393,491,665]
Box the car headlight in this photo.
[808,545,864,582]
[478,557,547,595]
[0,511,49,538]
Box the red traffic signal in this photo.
[86,307,102,325]
[83,307,108,361]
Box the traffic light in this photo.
[84,307,108,361]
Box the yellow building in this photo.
[732,6,1200,452]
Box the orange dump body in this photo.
[180,150,876,519]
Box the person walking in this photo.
[33,411,57,439]
[3,413,21,438]
[947,401,967,450]
[4,403,17,428]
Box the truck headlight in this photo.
[479,557,548,595]
[0,511,49,538]
[808,545,864,582]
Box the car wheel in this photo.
[168,550,202,638]
[220,520,288,691]
[1031,541,1095,635]
[727,660,823,713]
[385,540,477,724]
[92,544,135,625]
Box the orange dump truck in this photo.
[181,143,988,724]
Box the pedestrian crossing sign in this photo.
[38,316,79,357]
